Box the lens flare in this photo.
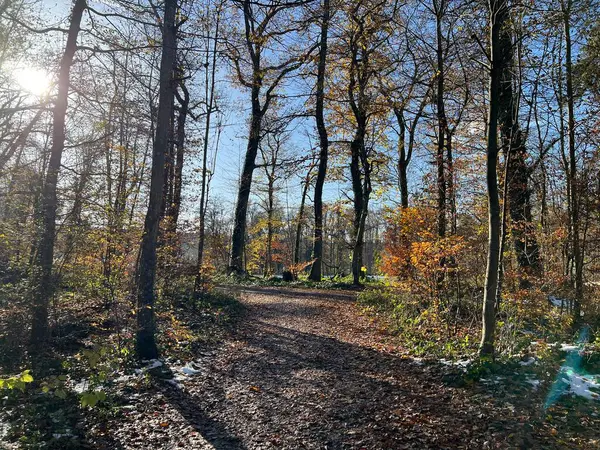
[544,326,590,409]
[14,67,52,97]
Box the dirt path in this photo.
[103,287,529,449]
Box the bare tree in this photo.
[135,0,177,360]
[480,0,509,357]
[227,0,314,274]
[30,0,87,349]
[308,0,330,281]
[196,0,222,290]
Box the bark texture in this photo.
[497,19,541,284]
[480,0,509,357]
[135,0,177,360]
[308,0,330,282]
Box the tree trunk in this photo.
[230,103,261,274]
[135,0,177,360]
[480,0,508,358]
[497,19,541,284]
[295,167,312,265]
[196,6,221,288]
[398,160,409,209]
[264,172,275,277]
[167,82,189,232]
[496,148,512,310]
[350,130,365,285]
[0,108,45,174]
[562,0,582,324]
[394,107,409,209]
[447,133,457,235]
[308,0,330,281]
[30,0,86,349]
[434,0,447,240]
[161,105,176,223]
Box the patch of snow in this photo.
[134,359,164,375]
[0,419,9,439]
[480,375,503,385]
[559,343,580,352]
[549,296,568,308]
[519,357,536,366]
[171,362,203,376]
[52,433,74,439]
[180,365,201,376]
[113,374,138,383]
[73,379,88,394]
[566,373,600,401]
[439,358,472,372]
[143,359,163,370]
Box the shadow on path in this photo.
[161,287,522,449]
[159,382,246,450]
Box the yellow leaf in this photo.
[21,371,33,383]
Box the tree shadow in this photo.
[153,288,545,448]
[244,320,541,447]
[160,296,529,448]
[158,381,247,450]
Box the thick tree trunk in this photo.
[230,103,261,274]
[394,108,409,209]
[352,193,370,285]
[399,160,409,209]
[135,0,177,360]
[497,21,541,284]
[30,0,86,348]
[480,0,508,357]
[434,0,447,240]
[350,131,365,285]
[308,0,330,281]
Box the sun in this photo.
[14,67,52,97]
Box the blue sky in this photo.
[40,0,70,19]
[33,0,406,223]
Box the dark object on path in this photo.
[282,271,294,282]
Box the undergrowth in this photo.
[0,276,242,448]
[357,286,596,361]
[216,272,385,291]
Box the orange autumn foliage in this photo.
[380,206,470,296]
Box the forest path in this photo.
[160,286,501,449]
[106,287,524,449]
